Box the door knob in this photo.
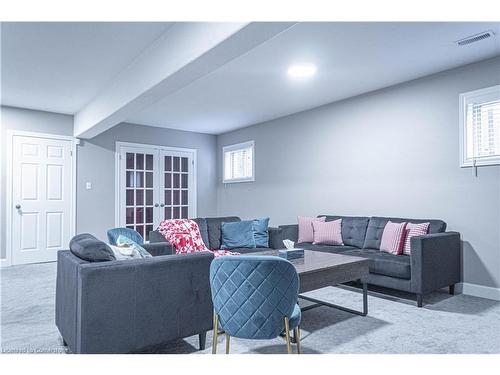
[154,203,159,207]
[160,203,165,207]
[15,204,21,209]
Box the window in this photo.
[223,141,254,183]
[460,85,500,167]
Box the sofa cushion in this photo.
[69,233,115,262]
[221,220,256,250]
[298,216,326,243]
[320,215,370,249]
[192,217,209,248]
[379,221,407,255]
[343,248,411,279]
[206,217,240,250]
[363,216,446,250]
[312,219,343,246]
[402,222,430,255]
[116,234,152,258]
[298,242,356,254]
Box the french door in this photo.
[117,143,196,241]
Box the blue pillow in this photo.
[220,220,256,250]
[253,217,270,248]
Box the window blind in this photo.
[461,85,500,167]
[467,99,500,160]
[223,141,254,182]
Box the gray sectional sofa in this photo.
[272,215,461,307]
[55,241,213,354]
[149,215,460,307]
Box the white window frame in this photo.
[459,85,500,167]
[222,140,255,183]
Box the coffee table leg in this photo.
[299,282,368,316]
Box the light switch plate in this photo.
[86,182,92,190]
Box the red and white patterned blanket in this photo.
[157,219,239,258]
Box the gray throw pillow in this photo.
[70,233,116,262]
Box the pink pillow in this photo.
[380,221,407,255]
[312,219,344,246]
[403,222,430,255]
[297,216,326,243]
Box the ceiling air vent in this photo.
[455,30,495,46]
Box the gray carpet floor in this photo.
[1,261,499,354]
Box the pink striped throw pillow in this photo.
[403,222,430,255]
[380,221,407,255]
[312,219,344,246]
[297,216,326,243]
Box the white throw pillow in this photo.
[108,244,142,260]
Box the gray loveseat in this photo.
[56,240,213,354]
[272,215,461,307]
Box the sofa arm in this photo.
[56,251,87,352]
[76,252,214,353]
[410,232,461,294]
[142,242,174,256]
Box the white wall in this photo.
[217,57,500,290]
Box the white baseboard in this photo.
[0,258,11,268]
[459,282,500,301]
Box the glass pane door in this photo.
[160,150,194,220]
[118,144,196,240]
[120,148,158,241]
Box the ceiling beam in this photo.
[74,22,296,138]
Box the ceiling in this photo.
[2,22,499,135]
[1,22,171,114]
[128,22,500,134]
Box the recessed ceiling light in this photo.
[287,63,317,79]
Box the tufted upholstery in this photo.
[320,215,370,248]
[107,227,143,245]
[210,256,300,340]
[363,217,447,250]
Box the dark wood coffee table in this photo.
[250,249,370,316]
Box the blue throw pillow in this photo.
[253,217,270,248]
[220,220,256,250]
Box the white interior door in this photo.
[117,144,196,241]
[11,134,74,265]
